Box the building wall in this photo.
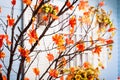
[0,0,119,80]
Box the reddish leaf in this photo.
[69,16,76,28]
[11,0,16,5]
[18,46,30,58]
[66,0,74,10]
[7,16,15,26]
[0,51,5,59]
[54,6,59,12]
[26,56,31,63]
[66,38,74,45]
[76,43,85,52]
[33,67,40,76]
[0,34,10,48]
[51,14,59,20]
[49,69,58,78]
[108,27,116,32]
[2,75,7,80]
[28,28,38,40]
[66,74,73,80]
[99,1,104,7]
[83,62,90,68]
[60,76,64,80]
[4,35,12,46]
[47,53,54,62]
[42,15,48,21]
[93,45,102,56]
[0,38,3,48]
[28,27,38,44]
[24,77,29,80]
[70,67,75,73]
[106,39,114,44]
[0,64,2,68]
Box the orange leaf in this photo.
[69,16,76,28]
[2,75,7,80]
[23,0,31,5]
[70,28,74,34]
[83,62,90,68]
[51,14,59,20]
[49,69,58,78]
[7,15,14,26]
[57,45,66,51]
[76,43,85,52]
[4,35,12,46]
[24,77,29,80]
[6,39,12,46]
[28,28,38,44]
[78,1,88,10]
[66,38,74,45]
[0,34,11,48]
[33,67,40,76]
[70,67,75,73]
[99,1,104,7]
[98,38,105,43]
[93,45,102,56]
[47,53,54,62]
[0,51,6,59]
[54,6,59,12]
[18,46,30,58]
[66,74,73,80]
[28,29,38,40]
[106,39,114,44]
[108,27,116,32]
[8,18,14,26]
[52,34,64,46]
[42,15,48,21]
[26,56,31,63]
[83,11,90,16]
[66,0,74,10]
[60,76,64,80]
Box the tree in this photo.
[0,0,116,80]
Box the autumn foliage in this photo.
[0,0,116,80]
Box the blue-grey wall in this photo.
[89,0,118,79]
[117,0,120,77]
[100,0,118,80]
